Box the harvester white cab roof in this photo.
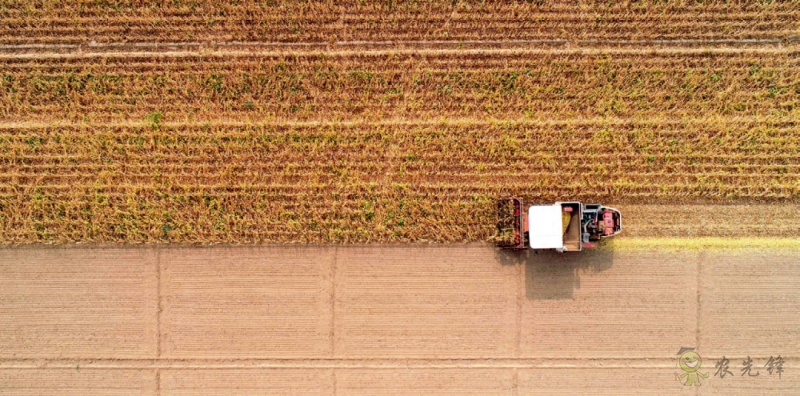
[496,198,621,252]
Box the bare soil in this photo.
[1,245,797,394]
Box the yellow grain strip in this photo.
[609,237,800,251]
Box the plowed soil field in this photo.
[1,244,798,394]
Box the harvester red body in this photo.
[496,198,621,252]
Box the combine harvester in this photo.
[496,198,621,252]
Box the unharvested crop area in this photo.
[0,1,798,243]
[1,0,798,45]
[1,48,799,242]
[1,49,798,122]
[1,119,798,242]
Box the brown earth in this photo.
[1,245,797,394]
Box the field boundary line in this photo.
[0,43,796,60]
[576,38,782,46]
[696,251,704,355]
[1,116,795,131]
[156,248,164,358]
[0,38,789,53]
[513,368,519,396]
[1,238,799,251]
[0,357,796,370]
[516,261,524,358]
[330,247,338,358]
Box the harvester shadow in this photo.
[494,244,615,300]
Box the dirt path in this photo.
[1,244,797,394]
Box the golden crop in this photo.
[0,1,797,44]
[0,2,798,243]
[1,118,797,243]
[1,49,797,123]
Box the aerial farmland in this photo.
[0,1,798,394]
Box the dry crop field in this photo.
[2,2,800,395]
[0,1,798,243]
[1,1,797,44]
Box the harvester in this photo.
[496,198,621,252]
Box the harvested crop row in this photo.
[1,1,797,45]
[1,121,797,243]
[1,48,798,123]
